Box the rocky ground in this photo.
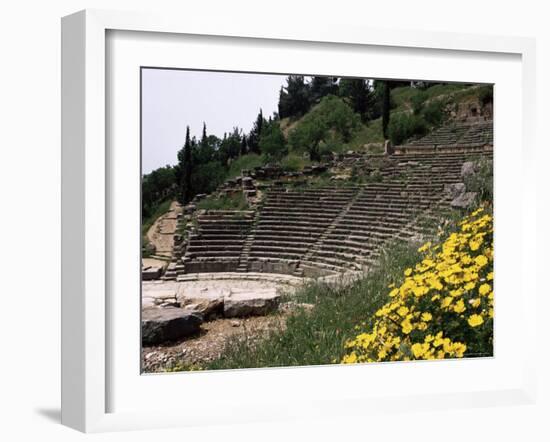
[141,278,305,372]
[141,313,288,373]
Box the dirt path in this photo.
[146,200,182,258]
[142,314,287,372]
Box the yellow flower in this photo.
[464,282,476,291]
[479,284,491,296]
[397,306,409,317]
[441,297,453,308]
[453,299,466,314]
[411,343,430,358]
[470,298,481,308]
[404,268,413,276]
[412,285,429,297]
[342,352,357,364]
[421,312,432,321]
[419,242,432,252]
[451,342,467,357]
[389,288,399,297]
[474,255,489,267]
[401,319,413,334]
[487,272,494,281]
[469,240,481,251]
[467,314,484,327]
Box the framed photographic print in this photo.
[61,9,537,433]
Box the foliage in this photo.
[464,157,493,204]
[411,91,427,115]
[387,113,428,145]
[422,99,449,127]
[346,119,385,150]
[259,120,287,160]
[339,78,375,122]
[381,81,391,138]
[288,95,360,160]
[310,76,339,102]
[177,126,193,203]
[280,153,311,171]
[278,75,311,119]
[218,127,243,165]
[190,161,227,196]
[226,153,267,179]
[142,165,177,219]
[247,110,265,154]
[342,207,493,364]
[196,192,249,211]
[478,85,494,106]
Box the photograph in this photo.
[140,69,494,373]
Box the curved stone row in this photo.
[402,120,493,150]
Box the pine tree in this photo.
[310,76,339,102]
[339,78,374,122]
[278,76,311,119]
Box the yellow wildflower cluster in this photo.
[342,207,494,364]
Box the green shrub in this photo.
[422,99,448,126]
[464,157,493,203]
[411,91,427,115]
[259,122,287,160]
[388,113,428,145]
[478,85,493,106]
[288,95,360,159]
[280,153,310,171]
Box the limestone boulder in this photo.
[451,192,477,209]
[444,182,466,199]
[461,161,478,178]
[179,297,224,319]
[223,289,281,318]
[142,307,203,345]
[142,266,162,281]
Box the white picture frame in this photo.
[61,9,537,433]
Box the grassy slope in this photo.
[196,192,249,211]
[289,84,478,154]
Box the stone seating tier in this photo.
[178,149,492,277]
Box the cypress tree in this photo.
[382,81,391,139]
[180,126,193,204]
[240,134,248,156]
[248,109,265,154]
[200,122,207,146]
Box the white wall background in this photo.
[0,1,548,440]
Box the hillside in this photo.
[280,83,491,155]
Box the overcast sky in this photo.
[141,69,287,174]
